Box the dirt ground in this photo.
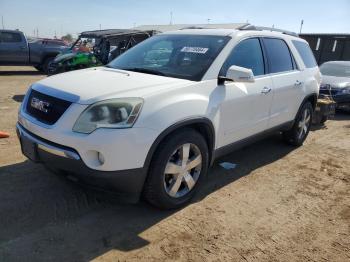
[0,66,349,262]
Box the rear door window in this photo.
[292,40,318,68]
[220,38,265,77]
[0,32,22,43]
[263,38,294,73]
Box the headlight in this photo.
[73,98,143,134]
[341,88,350,94]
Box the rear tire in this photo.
[143,128,209,209]
[283,102,313,146]
[42,57,55,74]
[320,115,328,124]
[34,65,43,72]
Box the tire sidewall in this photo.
[146,129,209,209]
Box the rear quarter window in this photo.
[292,40,317,68]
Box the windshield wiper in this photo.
[122,67,166,76]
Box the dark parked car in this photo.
[0,29,68,73]
[319,61,350,111]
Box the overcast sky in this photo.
[1,0,349,38]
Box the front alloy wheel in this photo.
[144,128,209,209]
[164,143,202,198]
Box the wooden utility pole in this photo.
[299,20,304,34]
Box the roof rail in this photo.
[180,26,207,30]
[238,24,299,37]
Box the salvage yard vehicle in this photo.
[48,29,156,75]
[17,25,320,209]
[319,61,350,112]
[312,97,336,124]
[0,29,68,73]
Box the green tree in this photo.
[61,33,73,43]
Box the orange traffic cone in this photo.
[0,131,10,138]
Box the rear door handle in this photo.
[294,80,303,87]
[261,87,272,94]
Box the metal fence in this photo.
[300,34,350,65]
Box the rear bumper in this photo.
[16,123,148,202]
[334,95,350,104]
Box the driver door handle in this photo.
[294,80,303,87]
[261,86,272,94]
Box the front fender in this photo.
[135,92,215,133]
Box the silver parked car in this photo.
[319,61,350,111]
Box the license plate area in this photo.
[20,134,39,162]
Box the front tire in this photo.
[283,101,313,146]
[144,128,209,209]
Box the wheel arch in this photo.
[305,93,318,110]
[294,93,318,121]
[40,53,59,65]
[143,117,216,171]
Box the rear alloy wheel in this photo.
[283,101,313,146]
[297,107,311,140]
[144,128,208,209]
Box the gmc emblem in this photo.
[30,97,51,113]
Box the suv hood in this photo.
[321,75,350,89]
[32,67,191,104]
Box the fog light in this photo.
[98,152,105,165]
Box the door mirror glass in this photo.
[224,65,255,83]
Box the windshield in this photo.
[107,34,230,81]
[71,37,96,52]
[320,63,350,78]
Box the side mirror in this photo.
[219,65,255,84]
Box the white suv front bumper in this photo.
[18,102,159,172]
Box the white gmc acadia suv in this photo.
[17,27,320,209]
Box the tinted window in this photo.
[263,38,294,73]
[108,34,230,81]
[0,32,22,43]
[220,38,265,76]
[292,40,317,68]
